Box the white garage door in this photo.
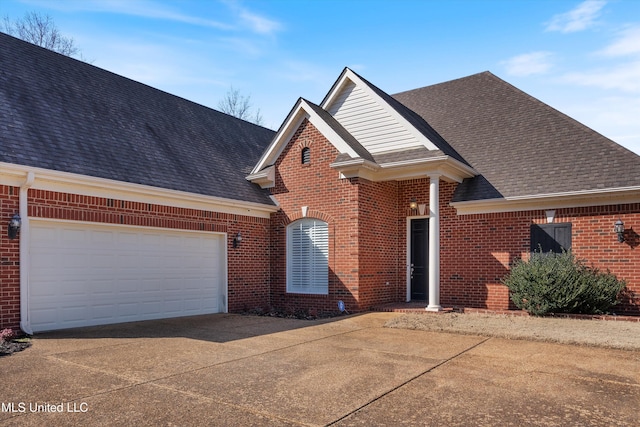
[29,220,226,332]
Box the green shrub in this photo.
[502,250,626,316]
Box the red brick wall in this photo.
[0,185,20,331]
[397,179,639,314]
[553,204,640,314]
[438,181,531,310]
[270,123,640,316]
[357,179,401,308]
[0,185,271,330]
[269,119,362,314]
[438,184,640,314]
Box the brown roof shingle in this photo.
[393,72,640,202]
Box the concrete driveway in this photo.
[1,313,638,426]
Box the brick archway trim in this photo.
[281,209,335,226]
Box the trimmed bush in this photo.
[502,250,626,316]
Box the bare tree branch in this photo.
[218,86,264,126]
[1,12,81,58]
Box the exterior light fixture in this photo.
[545,210,556,224]
[409,198,418,210]
[614,219,625,243]
[233,232,242,248]
[8,213,21,240]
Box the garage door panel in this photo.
[92,280,115,294]
[93,305,117,320]
[29,221,226,332]
[61,305,88,322]
[60,280,87,296]
[62,228,88,244]
[139,301,162,314]
[183,298,203,311]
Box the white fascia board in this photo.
[378,157,477,182]
[331,155,477,183]
[319,67,351,109]
[301,100,360,157]
[451,186,640,215]
[251,98,307,175]
[0,162,278,218]
[322,68,439,151]
[250,98,361,176]
[330,158,380,180]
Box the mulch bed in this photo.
[243,308,344,320]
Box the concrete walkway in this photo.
[1,313,638,426]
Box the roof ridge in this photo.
[392,71,494,96]
[0,32,271,130]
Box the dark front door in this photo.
[410,218,428,301]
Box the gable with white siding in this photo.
[323,69,438,154]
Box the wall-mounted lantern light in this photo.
[614,219,625,243]
[8,213,21,240]
[409,198,418,210]
[233,232,242,248]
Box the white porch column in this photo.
[426,174,442,311]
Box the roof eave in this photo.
[1,162,279,217]
[246,165,275,189]
[330,156,477,182]
[329,158,380,180]
[451,186,640,215]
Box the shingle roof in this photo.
[393,71,640,201]
[0,32,275,205]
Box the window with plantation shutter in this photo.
[287,219,328,294]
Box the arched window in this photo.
[286,218,328,294]
[301,147,311,164]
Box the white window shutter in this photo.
[287,219,328,294]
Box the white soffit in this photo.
[322,68,439,154]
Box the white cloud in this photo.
[598,26,640,57]
[545,0,606,33]
[278,60,331,83]
[90,38,226,90]
[239,9,282,35]
[221,0,282,36]
[348,64,367,73]
[216,36,266,57]
[562,60,640,93]
[22,0,234,30]
[502,52,554,76]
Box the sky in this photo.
[2,0,640,155]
